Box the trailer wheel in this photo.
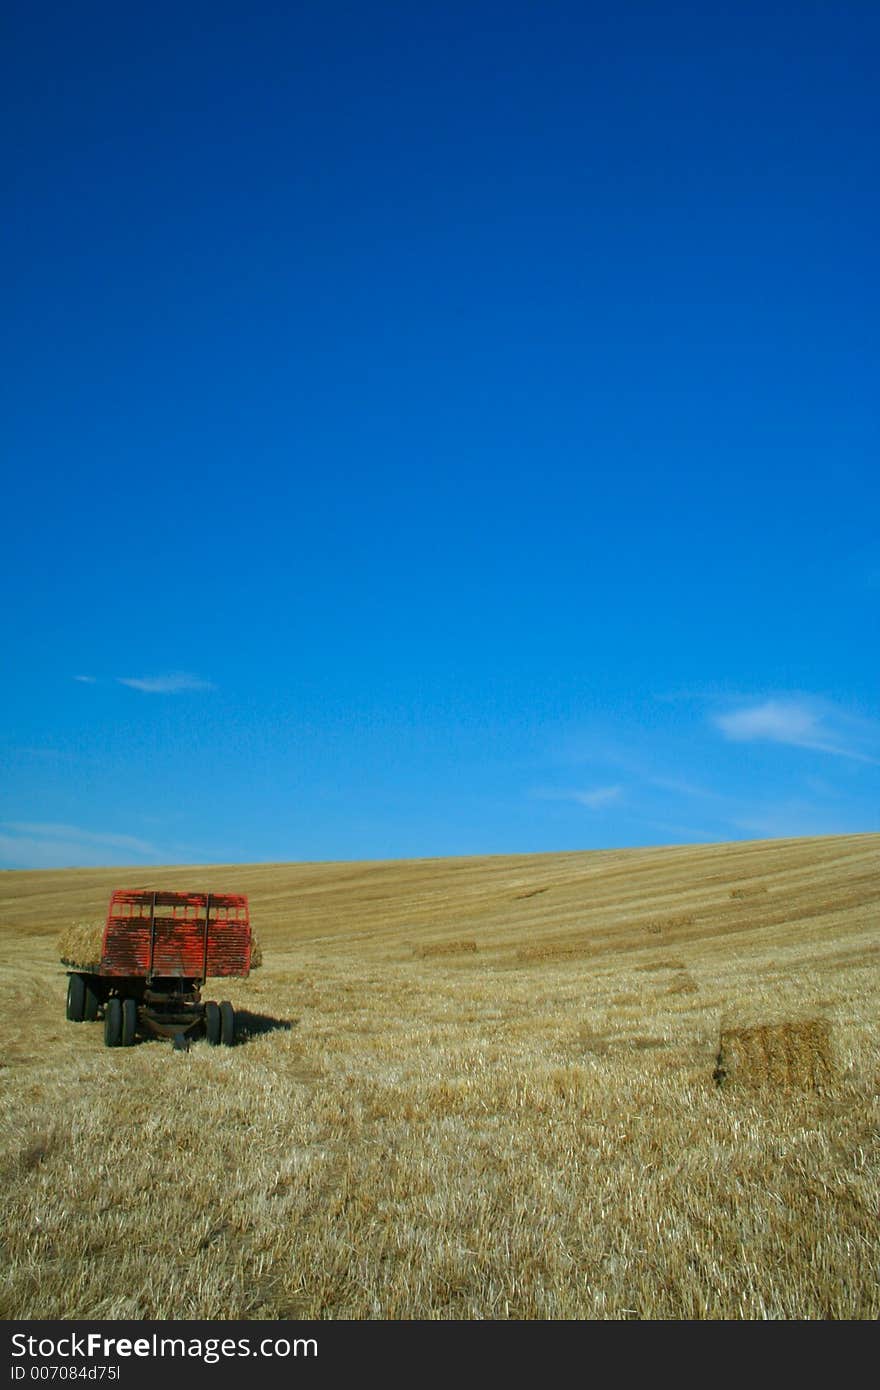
[83,979,100,1022]
[104,997,123,1048]
[219,1001,235,1047]
[121,997,137,1047]
[205,1001,221,1046]
[67,974,86,1022]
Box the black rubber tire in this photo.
[104,997,123,1048]
[205,1001,221,1046]
[219,1001,235,1047]
[83,979,100,1022]
[173,1032,188,1052]
[67,974,85,1022]
[121,997,137,1047]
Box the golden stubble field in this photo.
[1,833,878,1320]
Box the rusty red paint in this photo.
[99,889,251,981]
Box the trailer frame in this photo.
[64,888,251,1048]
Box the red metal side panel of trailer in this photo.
[100,890,251,980]
[203,896,251,978]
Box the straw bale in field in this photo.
[715,1018,835,1091]
[415,939,477,959]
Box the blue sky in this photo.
[2,1,878,869]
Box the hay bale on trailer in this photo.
[59,915,263,975]
[58,921,105,970]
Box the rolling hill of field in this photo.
[1,833,878,1319]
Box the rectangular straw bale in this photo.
[57,921,105,969]
[715,1018,834,1091]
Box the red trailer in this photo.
[64,889,252,1049]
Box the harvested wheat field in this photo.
[1,833,878,1320]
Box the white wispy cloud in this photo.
[116,673,214,694]
[73,675,97,683]
[717,700,824,746]
[571,785,624,808]
[1,822,158,854]
[0,822,164,869]
[729,800,868,839]
[714,698,879,763]
[534,785,624,809]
